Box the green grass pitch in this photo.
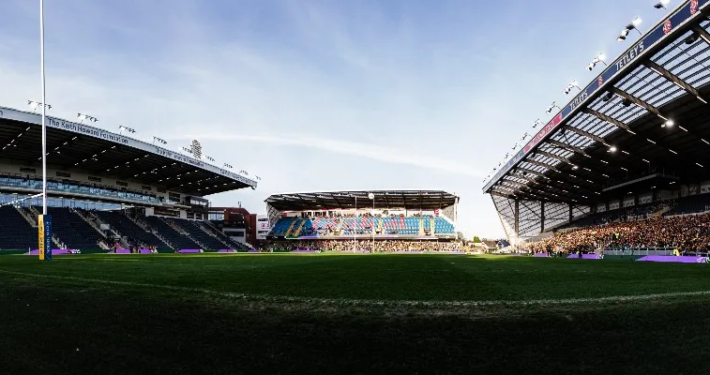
[1,253,710,374]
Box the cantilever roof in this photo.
[484,1,710,205]
[0,107,257,196]
[265,190,459,211]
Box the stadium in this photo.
[3,1,710,374]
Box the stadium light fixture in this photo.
[532,119,543,128]
[181,146,193,154]
[618,17,642,41]
[223,163,233,169]
[76,112,98,124]
[654,0,670,9]
[28,100,51,113]
[587,53,607,71]
[546,101,560,114]
[564,80,581,95]
[608,146,618,153]
[206,156,215,162]
[662,119,675,128]
[118,125,136,134]
[152,136,167,145]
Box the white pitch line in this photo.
[1,269,710,308]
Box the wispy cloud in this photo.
[171,132,484,178]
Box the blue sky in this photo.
[0,0,677,237]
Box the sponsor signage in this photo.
[38,214,53,261]
[0,109,257,188]
[483,0,709,193]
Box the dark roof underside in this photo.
[265,190,458,211]
[0,118,251,196]
[489,16,710,206]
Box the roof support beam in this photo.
[584,108,634,132]
[562,125,611,147]
[547,140,590,158]
[525,160,561,173]
[692,25,710,46]
[535,150,571,164]
[645,60,709,104]
[608,87,667,121]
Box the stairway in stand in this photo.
[292,219,306,237]
[284,219,299,237]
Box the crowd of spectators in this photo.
[268,240,469,253]
[529,213,710,254]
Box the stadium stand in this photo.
[145,216,202,250]
[165,218,229,250]
[665,193,710,217]
[265,191,460,251]
[0,101,259,253]
[195,221,252,251]
[530,212,710,255]
[0,206,38,250]
[93,210,170,250]
[482,5,710,246]
[46,207,107,250]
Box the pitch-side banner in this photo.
[483,0,708,193]
[0,109,257,188]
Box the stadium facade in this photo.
[0,105,259,252]
[483,1,710,244]
[265,190,460,243]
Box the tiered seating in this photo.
[270,217,296,236]
[47,207,106,250]
[145,216,201,250]
[341,217,376,235]
[665,193,710,216]
[0,206,37,250]
[197,221,252,251]
[381,216,418,235]
[269,215,456,238]
[94,210,170,250]
[433,217,455,234]
[166,219,227,250]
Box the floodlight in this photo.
[587,53,607,70]
[118,125,136,134]
[77,113,98,123]
[546,101,560,114]
[662,119,675,128]
[618,17,642,41]
[564,80,581,95]
[27,100,51,112]
[618,29,631,41]
[152,136,167,145]
[609,146,618,153]
[533,119,543,128]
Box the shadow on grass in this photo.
[1,280,710,375]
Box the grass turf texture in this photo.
[1,254,710,374]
